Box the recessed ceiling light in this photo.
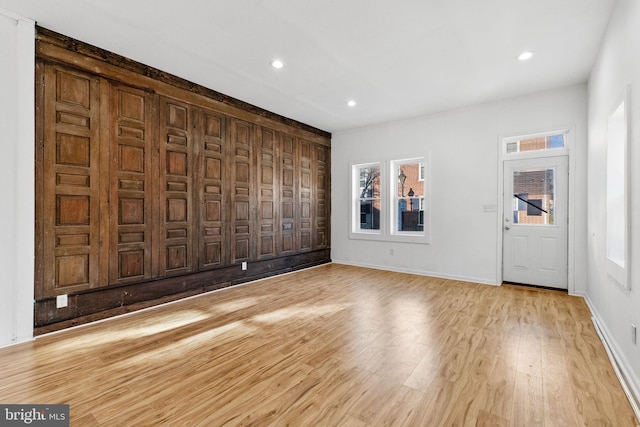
[347,100,357,107]
[270,59,284,69]
[518,51,534,61]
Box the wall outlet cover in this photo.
[56,294,68,309]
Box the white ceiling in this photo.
[1,0,616,133]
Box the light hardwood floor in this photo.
[0,264,638,426]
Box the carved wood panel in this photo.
[299,139,313,252]
[35,32,331,326]
[158,96,196,276]
[197,109,227,269]
[314,144,330,249]
[280,133,297,255]
[230,119,253,263]
[40,64,103,297]
[256,126,278,259]
[109,83,154,284]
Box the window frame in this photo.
[605,86,631,290]
[503,129,570,159]
[349,161,385,240]
[349,154,430,244]
[390,157,426,238]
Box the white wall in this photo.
[0,10,35,347]
[332,84,588,292]
[587,0,640,410]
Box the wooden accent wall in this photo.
[34,28,331,333]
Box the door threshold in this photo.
[502,281,568,293]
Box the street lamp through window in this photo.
[398,169,406,197]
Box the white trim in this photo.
[503,147,569,162]
[605,85,631,290]
[15,15,35,344]
[0,7,24,22]
[585,295,640,423]
[0,11,35,347]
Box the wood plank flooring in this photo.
[0,264,638,426]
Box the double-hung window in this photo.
[353,163,382,233]
[392,158,425,234]
[350,155,429,243]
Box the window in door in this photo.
[511,168,555,225]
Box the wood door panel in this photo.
[41,64,101,297]
[279,134,297,255]
[56,195,90,225]
[230,119,253,263]
[158,96,196,276]
[118,250,144,278]
[314,144,330,249]
[195,109,227,269]
[109,83,154,284]
[56,133,91,166]
[256,126,278,259]
[299,139,313,252]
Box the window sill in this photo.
[349,231,430,245]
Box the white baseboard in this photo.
[0,336,34,350]
[331,259,499,286]
[584,295,640,423]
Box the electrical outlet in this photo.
[632,324,637,345]
[242,261,247,271]
[56,294,68,309]
[389,248,395,256]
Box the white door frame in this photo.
[496,127,577,295]
[503,155,568,288]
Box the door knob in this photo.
[505,226,510,230]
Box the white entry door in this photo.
[503,156,568,289]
